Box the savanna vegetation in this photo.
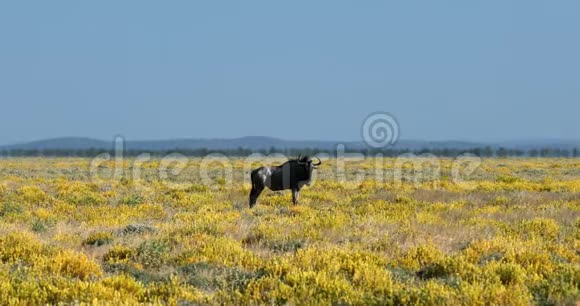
[0,157,578,305]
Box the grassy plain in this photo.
[0,157,578,305]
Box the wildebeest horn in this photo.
[296,155,308,164]
[313,156,322,166]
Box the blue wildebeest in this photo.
[249,155,322,208]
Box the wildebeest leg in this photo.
[292,188,300,205]
[249,184,264,208]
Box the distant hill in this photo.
[1,137,111,150]
[0,137,578,152]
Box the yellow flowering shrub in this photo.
[0,157,577,304]
[40,250,103,280]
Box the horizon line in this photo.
[1,135,580,148]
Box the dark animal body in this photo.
[249,155,321,208]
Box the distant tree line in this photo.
[0,146,579,158]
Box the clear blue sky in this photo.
[1,1,578,145]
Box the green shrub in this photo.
[83,232,113,246]
[0,202,23,216]
[121,223,156,235]
[180,262,265,292]
[31,218,52,232]
[135,240,168,271]
[119,194,143,206]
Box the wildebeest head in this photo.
[292,155,322,181]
